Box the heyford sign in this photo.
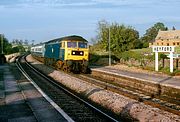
[152,46,175,73]
[152,46,175,52]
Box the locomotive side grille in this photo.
[72,51,84,56]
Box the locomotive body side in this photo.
[44,41,61,66]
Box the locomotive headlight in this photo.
[80,52,83,55]
[72,51,75,55]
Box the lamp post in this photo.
[0,34,4,54]
[108,26,111,66]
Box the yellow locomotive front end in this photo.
[63,39,89,73]
[65,41,89,61]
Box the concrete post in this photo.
[170,52,173,73]
[155,52,158,71]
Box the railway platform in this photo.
[91,66,180,100]
[92,66,180,88]
[0,64,72,122]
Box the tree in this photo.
[24,39,28,45]
[172,26,176,30]
[0,36,15,54]
[14,39,19,44]
[31,40,35,45]
[96,20,109,50]
[19,40,23,45]
[0,36,27,54]
[95,20,139,54]
[141,22,168,48]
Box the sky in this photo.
[0,0,180,44]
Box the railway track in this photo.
[16,55,120,122]
[75,73,180,116]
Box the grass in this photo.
[118,47,180,60]
[175,47,180,53]
[118,47,180,75]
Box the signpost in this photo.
[152,46,175,73]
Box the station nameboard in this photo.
[152,46,175,52]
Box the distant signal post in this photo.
[152,46,175,73]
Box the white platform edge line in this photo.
[16,63,74,122]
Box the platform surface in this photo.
[92,66,180,89]
[0,64,71,122]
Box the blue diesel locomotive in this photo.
[31,35,89,73]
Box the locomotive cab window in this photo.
[61,42,65,48]
[67,42,77,48]
[78,42,87,48]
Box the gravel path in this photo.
[26,55,180,122]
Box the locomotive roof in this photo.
[46,35,88,44]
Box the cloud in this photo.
[1,0,179,9]
[0,0,97,8]
[0,0,151,8]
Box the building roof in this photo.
[156,30,180,40]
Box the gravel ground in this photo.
[26,55,180,122]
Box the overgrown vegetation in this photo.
[117,48,152,61]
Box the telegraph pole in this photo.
[0,34,3,54]
[108,26,111,66]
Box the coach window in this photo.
[177,42,179,45]
[167,43,169,46]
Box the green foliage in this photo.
[140,22,168,48]
[134,39,144,49]
[175,47,180,53]
[117,48,153,60]
[96,20,139,54]
[89,54,101,65]
[159,53,168,59]
[89,43,107,55]
[92,21,170,53]
[0,35,26,54]
[0,37,10,54]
